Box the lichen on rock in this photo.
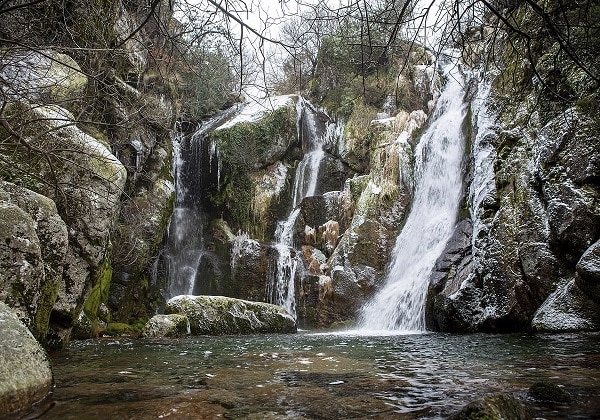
[142,314,190,338]
[165,295,296,335]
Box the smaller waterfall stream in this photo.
[163,107,239,299]
[360,64,467,332]
[267,99,336,317]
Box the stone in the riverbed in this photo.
[531,279,600,332]
[0,302,53,417]
[450,393,532,420]
[528,382,572,404]
[165,295,296,335]
[141,314,191,338]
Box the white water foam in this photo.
[359,64,467,332]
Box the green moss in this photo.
[209,105,296,234]
[104,322,136,336]
[213,106,295,168]
[33,272,61,346]
[82,257,112,336]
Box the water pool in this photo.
[41,331,600,418]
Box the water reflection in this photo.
[44,332,600,419]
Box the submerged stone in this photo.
[528,382,572,404]
[450,393,532,420]
[0,302,53,417]
[165,295,296,335]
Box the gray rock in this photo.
[0,181,68,343]
[575,240,600,303]
[532,279,600,332]
[0,203,44,332]
[165,295,296,335]
[0,302,53,417]
[0,102,126,347]
[0,49,87,105]
[228,235,269,301]
[142,314,190,338]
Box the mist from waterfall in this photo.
[359,64,467,332]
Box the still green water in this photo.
[43,332,600,419]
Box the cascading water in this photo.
[359,63,467,332]
[267,99,337,318]
[163,107,239,299]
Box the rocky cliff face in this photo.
[0,0,177,347]
[425,6,600,332]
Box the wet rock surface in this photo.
[450,393,532,420]
[0,181,68,344]
[425,72,600,333]
[528,382,572,404]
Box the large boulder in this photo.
[0,302,53,417]
[165,295,296,335]
[575,240,600,303]
[0,182,68,344]
[531,279,600,332]
[0,49,87,106]
[0,102,127,347]
[208,95,299,235]
[226,231,270,301]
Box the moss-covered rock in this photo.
[165,295,296,335]
[0,182,68,344]
[0,49,87,107]
[0,101,126,348]
[104,322,138,336]
[0,302,53,417]
[528,382,572,404]
[450,393,532,420]
[209,96,298,235]
[141,314,190,338]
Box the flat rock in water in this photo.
[0,302,53,417]
[165,295,296,335]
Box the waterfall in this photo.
[359,64,467,332]
[267,98,336,317]
[163,107,239,299]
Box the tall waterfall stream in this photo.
[360,65,467,332]
[267,99,336,318]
